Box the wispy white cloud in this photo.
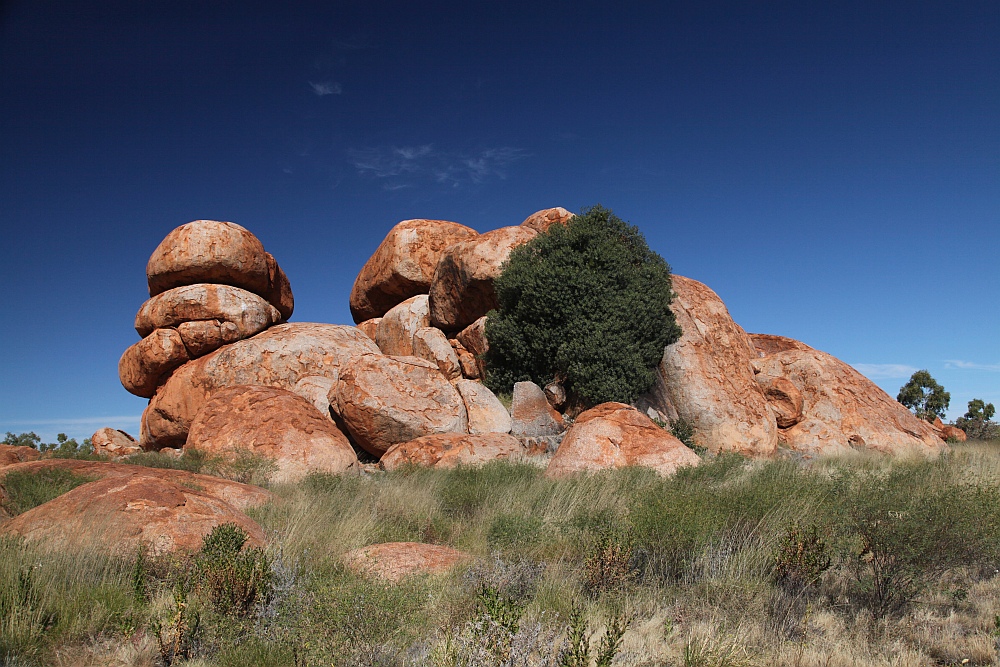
[945,360,1000,372]
[350,145,526,189]
[309,81,342,96]
[850,363,920,380]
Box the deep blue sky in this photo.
[2,1,997,442]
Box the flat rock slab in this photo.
[343,542,472,581]
[380,432,524,471]
[546,402,700,477]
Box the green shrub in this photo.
[124,448,206,473]
[1,468,96,515]
[195,523,273,618]
[484,205,681,406]
[772,523,831,594]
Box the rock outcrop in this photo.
[455,379,512,434]
[119,328,192,398]
[456,316,489,379]
[344,542,472,581]
[753,348,946,457]
[141,323,379,450]
[350,219,479,323]
[91,428,141,459]
[375,295,430,356]
[520,207,574,233]
[380,432,524,471]
[0,444,40,467]
[135,284,281,339]
[1,473,266,553]
[510,381,564,438]
[413,327,462,380]
[186,385,359,482]
[332,354,468,457]
[546,403,700,477]
[428,226,537,332]
[645,276,778,457]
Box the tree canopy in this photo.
[484,205,681,407]
[897,370,950,422]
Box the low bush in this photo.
[1,468,96,515]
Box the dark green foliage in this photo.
[897,370,950,421]
[195,523,273,618]
[123,448,206,473]
[484,205,681,406]
[560,604,590,667]
[773,523,831,594]
[2,431,41,448]
[2,431,95,458]
[488,512,543,552]
[956,398,999,441]
[1,468,96,515]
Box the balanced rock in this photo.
[332,354,468,457]
[350,219,479,323]
[520,206,574,233]
[119,328,191,398]
[141,323,380,450]
[510,381,564,438]
[547,403,700,477]
[1,474,265,553]
[344,542,472,582]
[0,459,273,511]
[643,276,778,457]
[91,428,141,459]
[428,226,537,332]
[413,327,462,380]
[454,379,511,434]
[753,348,946,457]
[381,432,524,471]
[146,220,292,319]
[186,386,359,482]
[135,283,281,339]
[0,444,40,467]
[375,295,429,356]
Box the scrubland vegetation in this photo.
[6,442,1000,666]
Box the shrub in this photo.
[195,523,272,618]
[772,523,831,594]
[484,205,681,406]
[1,468,96,515]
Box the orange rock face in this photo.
[753,349,946,457]
[350,219,479,323]
[428,226,537,332]
[929,417,968,442]
[186,385,358,482]
[546,403,700,477]
[134,283,281,338]
[0,459,273,511]
[356,318,381,341]
[332,354,468,457]
[0,473,266,554]
[375,295,430,356]
[450,340,481,379]
[413,327,462,380]
[510,381,564,438]
[520,207,574,233]
[140,323,380,450]
[146,220,292,319]
[747,333,814,357]
[0,444,40,467]
[756,376,804,429]
[380,432,524,471]
[343,542,472,581]
[118,328,191,398]
[457,316,489,379]
[455,379,512,434]
[646,276,778,457]
[91,428,141,459]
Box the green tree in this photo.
[2,431,42,449]
[956,398,999,441]
[896,370,950,422]
[484,205,681,406]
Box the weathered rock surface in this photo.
[134,283,281,339]
[454,379,511,434]
[457,316,489,379]
[343,542,472,581]
[547,403,700,477]
[756,376,804,429]
[91,428,141,459]
[748,333,814,358]
[332,354,468,457]
[375,295,430,356]
[428,226,537,332]
[930,417,969,443]
[0,444,40,467]
[450,340,480,379]
[186,385,358,482]
[118,328,191,398]
[146,220,292,319]
[292,375,337,417]
[141,323,380,450]
[356,318,381,342]
[753,349,946,457]
[350,219,479,322]
[413,327,462,380]
[0,459,273,511]
[510,381,564,438]
[174,319,240,357]
[380,432,524,471]
[644,276,778,457]
[0,474,265,553]
[520,207,574,233]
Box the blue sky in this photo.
[1,1,997,442]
